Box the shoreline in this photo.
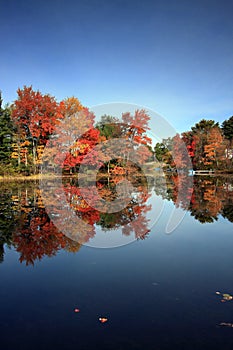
[0,171,232,182]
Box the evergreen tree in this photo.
[222,116,233,145]
[0,92,15,165]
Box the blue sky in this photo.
[1,0,233,133]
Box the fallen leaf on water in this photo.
[216,292,233,301]
[219,322,233,328]
[222,294,233,301]
[99,317,108,323]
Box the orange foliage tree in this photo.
[203,127,225,168]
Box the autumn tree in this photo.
[107,109,153,170]
[181,131,196,165]
[171,133,192,169]
[63,127,101,173]
[121,109,152,146]
[11,86,63,173]
[62,96,83,117]
[47,102,99,174]
[203,127,225,168]
[190,119,219,169]
[88,110,152,180]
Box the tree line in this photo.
[155,118,233,172]
[0,85,233,175]
[0,86,152,176]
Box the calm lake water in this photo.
[0,175,233,350]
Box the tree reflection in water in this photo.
[154,174,233,224]
[0,172,152,264]
[0,174,232,264]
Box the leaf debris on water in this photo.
[219,322,233,328]
[216,292,233,301]
[222,294,233,301]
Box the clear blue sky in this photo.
[1,0,233,133]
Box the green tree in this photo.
[95,115,121,139]
[154,138,174,169]
[0,92,15,174]
[191,119,219,133]
[222,116,233,145]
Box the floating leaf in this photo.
[222,294,233,301]
[219,322,233,328]
[216,292,233,301]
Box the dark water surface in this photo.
[0,176,233,350]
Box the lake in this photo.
[0,175,233,350]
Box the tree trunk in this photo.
[107,161,110,187]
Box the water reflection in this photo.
[64,178,151,239]
[0,182,81,265]
[154,174,233,223]
[0,174,152,264]
[0,175,232,264]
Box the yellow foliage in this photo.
[63,97,84,117]
[11,152,19,159]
